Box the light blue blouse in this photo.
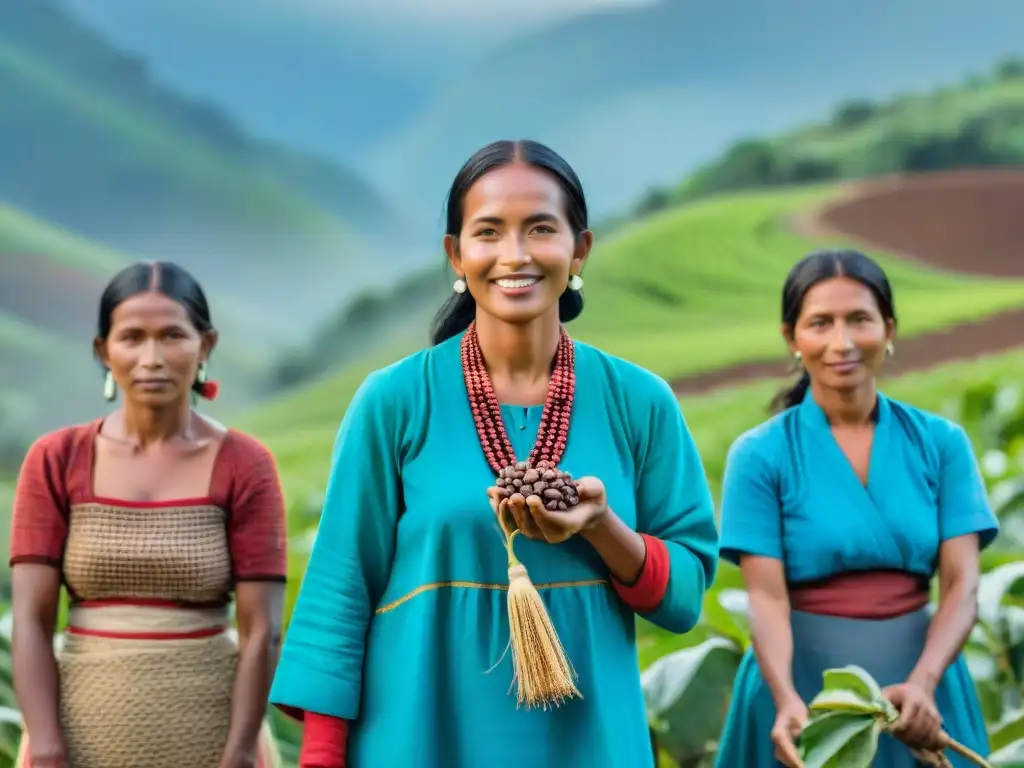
[719,391,999,582]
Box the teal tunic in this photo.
[270,332,720,767]
[715,392,998,768]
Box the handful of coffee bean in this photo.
[494,460,581,511]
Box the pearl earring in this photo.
[567,274,583,292]
[453,278,467,294]
[886,342,895,357]
[794,351,803,362]
[103,370,116,402]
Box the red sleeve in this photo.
[611,534,670,613]
[226,434,288,581]
[299,713,348,768]
[9,431,72,568]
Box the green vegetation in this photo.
[273,180,1024,394]
[634,57,1024,216]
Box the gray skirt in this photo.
[715,608,989,768]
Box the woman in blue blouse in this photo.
[715,249,997,767]
[269,140,720,767]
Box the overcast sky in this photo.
[270,0,656,22]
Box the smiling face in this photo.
[444,162,592,326]
[95,291,216,407]
[785,276,895,394]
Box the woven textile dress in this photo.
[9,418,288,768]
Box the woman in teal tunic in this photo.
[269,140,720,767]
[715,249,997,768]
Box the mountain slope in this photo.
[363,0,1024,219]
[56,0,620,164]
[660,62,1024,206]
[0,0,412,328]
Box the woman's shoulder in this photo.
[726,410,793,467]
[21,420,99,468]
[884,395,964,442]
[883,396,971,463]
[221,428,275,467]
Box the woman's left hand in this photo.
[488,477,609,544]
[882,681,943,749]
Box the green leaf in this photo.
[808,689,885,717]
[978,563,1024,626]
[820,666,885,704]
[699,588,750,649]
[798,713,880,768]
[992,709,1024,752]
[640,637,743,765]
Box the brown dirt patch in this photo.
[671,169,1024,396]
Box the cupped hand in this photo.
[486,477,609,543]
[883,681,943,749]
[771,697,809,768]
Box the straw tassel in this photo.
[499,499,581,709]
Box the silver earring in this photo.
[103,370,116,402]
[794,351,803,362]
[886,342,895,357]
[567,274,583,292]
[197,362,208,383]
[453,278,467,294]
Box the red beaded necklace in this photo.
[461,321,575,475]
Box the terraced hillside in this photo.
[674,168,1024,393]
[234,174,1024,514]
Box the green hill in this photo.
[238,184,1024,509]
[288,59,1024,390]
[0,0,412,327]
[637,59,1024,214]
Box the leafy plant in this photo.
[642,637,742,767]
[640,590,751,766]
[799,666,991,768]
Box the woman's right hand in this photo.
[771,697,809,768]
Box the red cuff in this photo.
[299,713,349,768]
[612,534,670,613]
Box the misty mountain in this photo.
[64,0,1024,224]
[366,0,1024,218]
[0,0,420,331]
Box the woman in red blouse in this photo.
[9,261,287,768]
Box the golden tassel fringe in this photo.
[499,500,581,709]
